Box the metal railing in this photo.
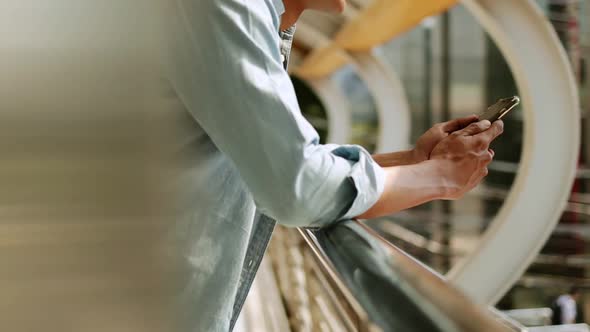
[298,220,521,331]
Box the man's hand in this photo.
[357,117,502,220]
[413,115,479,162]
[430,119,504,200]
[372,115,478,168]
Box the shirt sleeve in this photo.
[167,0,386,227]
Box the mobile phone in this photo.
[479,96,520,122]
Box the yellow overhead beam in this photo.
[335,0,459,51]
[296,0,459,78]
[294,44,349,79]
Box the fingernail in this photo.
[481,120,491,128]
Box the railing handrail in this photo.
[298,219,518,331]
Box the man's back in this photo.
[166,0,298,330]
[169,108,258,331]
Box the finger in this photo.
[474,120,504,142]
[482,150,493,164]
[441,115,479,133]
[477,167,489,183]
[458,120,491,136]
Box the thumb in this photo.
[459,120,491,136]
[441,114,479,133]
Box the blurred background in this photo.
[276,0,590,330]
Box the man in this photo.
[553,287,582,325]
[166,0,503,330]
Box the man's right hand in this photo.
[430,119,504,200]
[356,119,504,220]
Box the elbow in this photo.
[255,186,321,227]
[252,163,319,227]
[262,199,314,228]
[258,191,338,228]
[252,147,347,227]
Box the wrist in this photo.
[411,148,428,164]
[421,159,456,200]
[373,150,420,167]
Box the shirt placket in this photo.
[279,25,295,70]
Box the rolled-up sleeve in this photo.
[167,0,385,227]
[330,145,386,222]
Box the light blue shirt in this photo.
[166,0,385,330]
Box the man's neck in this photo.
[280,0,305,30]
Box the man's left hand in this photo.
[413,115,479,162]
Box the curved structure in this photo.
[293,22,412,152]
[305,77,353,145]
[448,0,579,305]
[351,50,411,153]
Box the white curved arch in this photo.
[292,23,352,145]
[447,0,580,305]
[295,22,412,152]
[304,77,352,145]
[350,50,412,153]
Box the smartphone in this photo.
[479,96,520,122]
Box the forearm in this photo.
[372,150,421,167]
[356,160,449,219]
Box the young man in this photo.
[167,0,503,330]
[553,286,582,325]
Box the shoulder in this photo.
[205,0,282,26]
[173,0,281,26]
[557,295,575,306]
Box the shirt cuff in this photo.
[330,145,386,221]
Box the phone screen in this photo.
[479,96,520,122]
